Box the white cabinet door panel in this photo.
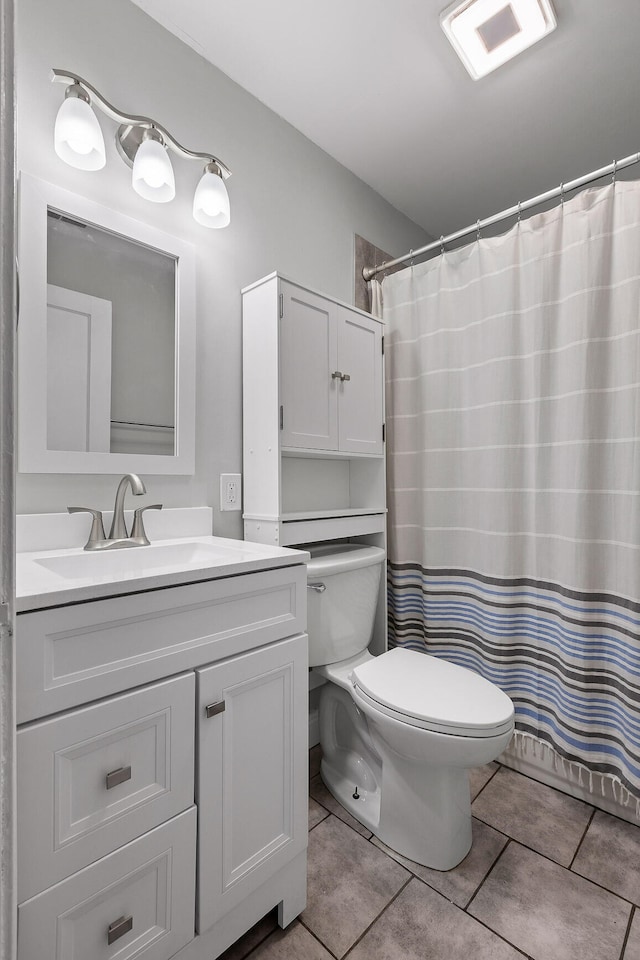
[18,808,196,960]
[337,307,383,454]
[17,673,194,902]
[280,283,338,450]
[196,634,308,933]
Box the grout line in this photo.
[470,762,502,803]
[459,907,532,958]
[339,876,414,959]
[464,838,512,913]
[461,830,510,910]
[618,905,635,960]
[297,917,341,960]
[568,805,596,870]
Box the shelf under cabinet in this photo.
[244,510,386,547]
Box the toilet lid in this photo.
[351,648,514,735]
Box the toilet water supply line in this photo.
[362,150,640,280]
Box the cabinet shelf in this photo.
[282,508,386,522]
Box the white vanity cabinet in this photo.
[15,556,308,960]
[242,273,387,548]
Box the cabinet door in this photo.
[196,634,308,933]
[337,306,384,454]
[280,283,339,450]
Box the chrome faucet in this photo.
[68,474,162,550]
[108,473,146,540]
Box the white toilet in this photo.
[308,543,514,870]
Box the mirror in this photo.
[18,174,196,474]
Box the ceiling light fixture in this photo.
[440,0,557,80]
[51,69,232,227]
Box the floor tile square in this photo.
[348,877,522,960]
[309,774,372,838]
[472,766,593,865]
[623,911,640,960]
[470,762,499,800]
[468,841,631,960]
[309,796,329,831]
[247,921,334,959]
[572,810,640,904]
[302,814,409,958]
[372,816,508,907]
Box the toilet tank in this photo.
[306,543,385,667]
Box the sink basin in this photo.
[33,540,239,580]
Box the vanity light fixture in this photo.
[51,69,232,227]
[440,0,557,80]
[54,82,106,171]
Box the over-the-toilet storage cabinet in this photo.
[16,563,308,960]
[242,273,387,653]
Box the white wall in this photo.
[15,0,428,536]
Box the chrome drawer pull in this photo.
[308,582,326,593]
[331,370,343,380]
[105,765,131,790]
[107,914,133,945]
[205,700,226,718]
[342,373,351,381]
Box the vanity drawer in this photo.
[17,673,195,902]
[17,564,306,723]
[18,806,196,960]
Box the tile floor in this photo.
[221,747,640,960]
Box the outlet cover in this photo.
[220,473,242,511]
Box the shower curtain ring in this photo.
[517,200,522,223]
[612,159,617,184]
[440,235,445,255]
[476,219,481,241]
[560,182,565,205]
[409,249,414,267]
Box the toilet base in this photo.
[318,681,476,871]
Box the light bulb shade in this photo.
[54,95,106,171]
[193,166,230,228]
[132,136,175,203]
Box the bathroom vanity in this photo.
[15,510,308,960]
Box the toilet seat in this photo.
[351,647,514,738]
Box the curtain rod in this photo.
[362,151,640,281]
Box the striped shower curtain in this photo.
[384,179,640,803]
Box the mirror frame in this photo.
[18,172,196,474]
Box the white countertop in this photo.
[16,533,309,613]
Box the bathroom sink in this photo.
[16,531,308,611]
[33,540,231,580]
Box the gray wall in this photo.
[15,0,428,536]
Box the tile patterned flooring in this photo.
[221,748,640,960]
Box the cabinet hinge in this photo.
[382,423,386,443]
[381,335,385,355]
[280,405,284,430]
[279,293,284,319]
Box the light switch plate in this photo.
[220,473,242,511]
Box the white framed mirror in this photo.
[17,173,196,474]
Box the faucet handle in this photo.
[68,506,107,551]
[130,504,163,546]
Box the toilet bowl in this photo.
[308,543,514,870]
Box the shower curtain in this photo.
[384,179,640,803]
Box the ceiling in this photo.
[129,0,640,239]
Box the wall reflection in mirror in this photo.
[46,211,176,456]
